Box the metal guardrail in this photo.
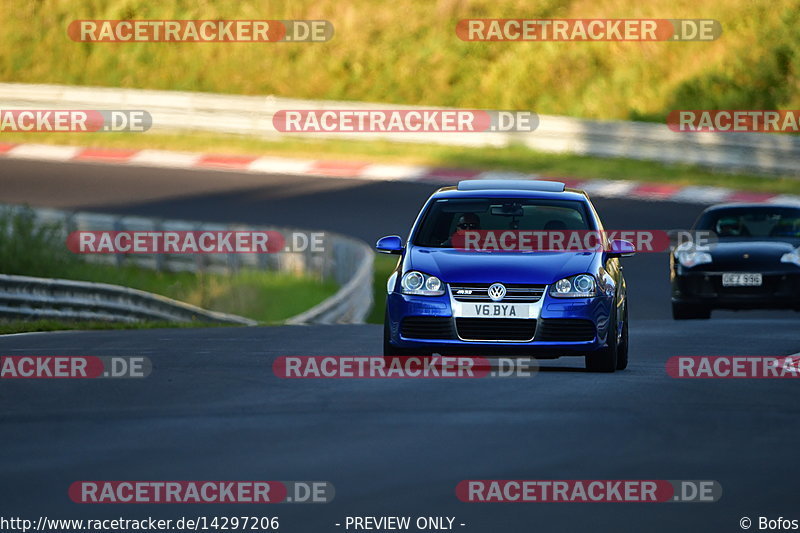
[285,239,373,325]
[0,273,256,325]
[0,82,798,176]
[25,206,322,276]
[0,205,373,325]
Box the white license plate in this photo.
[457,303,534,319]
[722,273,762,287]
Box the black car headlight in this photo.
[401,271,444,296]
[549,274,597,298]
[675,249,713,268]
[781,247,800,267]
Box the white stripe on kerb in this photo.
[359,164,428,180]
[247,157,314,175]
[128,150,203,168]
[670,186,733,204]
[5,144,81,161]
[579,180,637,198]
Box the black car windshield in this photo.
[695,207,800,239]
[413,197,594,248]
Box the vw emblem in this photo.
[488,283,506,302]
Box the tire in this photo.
[615,302,629,371]
[672,302,711,320]
[585,310,618,373]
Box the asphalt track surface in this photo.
[1,158,800,532]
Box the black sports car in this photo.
[670,203,800,319]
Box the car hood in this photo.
[708,239,797,258]
[688,238,797,272]
[406,248,597,284]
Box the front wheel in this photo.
[585,311,618,373]
[615,302,629,371]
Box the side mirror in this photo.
[608,239,635,258]
[376,235,404,255]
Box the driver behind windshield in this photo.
[442,213,480,246]
[715,217,748,237]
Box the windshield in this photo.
[413,197,594,248]
[695,207,800,240]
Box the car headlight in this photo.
[780,247,800,267]
[549,274,597,298]
[675,249,713,268]
[401,271,445,296]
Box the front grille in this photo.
[537,319,595,342]
[450,283,545,303]
[455,318,536,341]
[684,274,786,297]
[400,316,454,339]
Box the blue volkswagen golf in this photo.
[376,180,634,372]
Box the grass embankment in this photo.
[367,254,399,325]
[1,0,799,121]
[0,209,338,333]
[2,0,799,194]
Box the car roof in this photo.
[702,202,800,212]
[432,180,589,202]
[457,179,566,192]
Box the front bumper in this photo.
[671,269,800,310]
[386,290,614,356]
